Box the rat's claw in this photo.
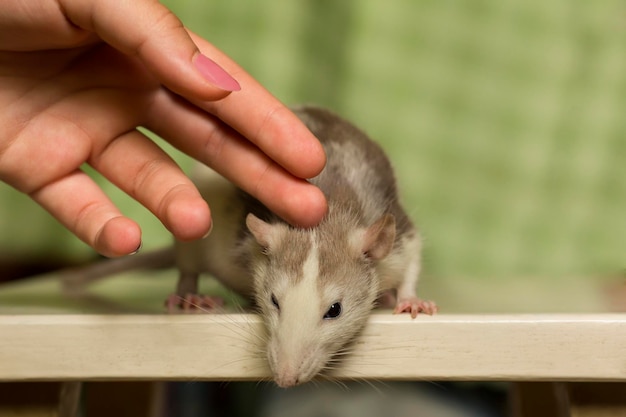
[394,297,438,318]
[419,300,439,315]
[164,293,224,313]
[165,294,182,313]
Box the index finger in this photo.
[187,33,327,181]
[60,0,326,180]
[59,0,239,99]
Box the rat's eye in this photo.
[323,302,342,319]
[271,293,280,310]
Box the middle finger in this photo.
[145,89,327,228]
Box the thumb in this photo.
[59,0,240,98]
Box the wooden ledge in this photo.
[1,313,625,382]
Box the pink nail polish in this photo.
[193,54,241,92]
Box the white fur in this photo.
[268,236,327,387]
[378,233,421,298]
[325,141,384,224]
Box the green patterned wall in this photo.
[1,1,623,281]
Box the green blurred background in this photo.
[0,1,624,293]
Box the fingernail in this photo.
[129,241,143,256]
[193,54,241,92]
[201,220,213,239]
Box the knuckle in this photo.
[201,123,228,167]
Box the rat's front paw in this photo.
[165,293,224,313]
[393,297,438,318]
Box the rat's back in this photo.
[292,106,413,235]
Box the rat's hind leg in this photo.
[176,271,199,295]
[165,271,224,313]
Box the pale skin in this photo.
[0,0,328,258]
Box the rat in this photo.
[172,105,436,387]
[61,105,437,388]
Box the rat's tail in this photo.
[60,247,176,295]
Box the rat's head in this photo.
[245,212,395,388]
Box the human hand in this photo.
[0,0,327,257]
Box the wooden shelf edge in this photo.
[1,313,625,382]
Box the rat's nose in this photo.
[274,372,299,388]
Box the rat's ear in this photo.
[246,213,286,252]
[361,214,396,260]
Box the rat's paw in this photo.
[393,297,438,318]
[165,293,224,313]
